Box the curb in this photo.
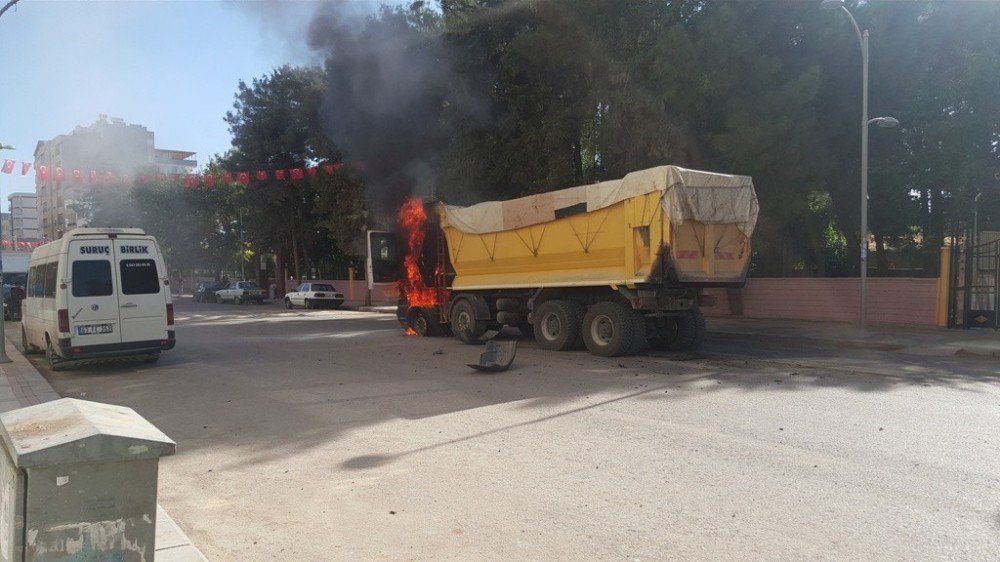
[353,305,397,313]
[709,328,997,359]
[708,329,905,353]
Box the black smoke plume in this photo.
[308,2,484,218]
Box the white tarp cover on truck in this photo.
[441,165,759,237]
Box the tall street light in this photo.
[0,143,14,363]
[822,0,899,328]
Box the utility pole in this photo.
[822,0,900,328]
[0,142,15,363]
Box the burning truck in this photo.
[368,165,758,357]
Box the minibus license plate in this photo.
[78,324,113,335]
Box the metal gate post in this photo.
[948,241,958,327]
[994,243,999,330]
[963,232,974,329]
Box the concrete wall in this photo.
[701,278,939,327]
[184,274,938,325]
[279,279,398,305]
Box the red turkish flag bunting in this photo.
[73,170,83,183]
[1,160,12,174]
[54,167,64,182]
[290,168,304,180]
[89,171,98,184]
[204,174,216,188]
[306,166,318,178]
[154,173,165,182]
[137,174,147,183]
[237,171,250,185]
[223,172,234,183]
[255,170,268,181]
[36,165,49,180]
[184,175,199,189]
[274,169,286,180]
[20,162,30,175]
[104,171,116,185]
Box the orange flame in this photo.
[404,327,417,336]
[399,197,439,309]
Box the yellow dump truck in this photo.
[374,165,758,356]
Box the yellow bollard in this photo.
[348,266,356,301]
[936,244,952,327]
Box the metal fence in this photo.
[951,236,1000,329]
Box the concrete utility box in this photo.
[0,398,175,561]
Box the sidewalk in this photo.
[0,338,208,561]
[706,316,1000,359]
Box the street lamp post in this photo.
[822,0,899,328]
[0,143,15,363]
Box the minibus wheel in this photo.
[45,337,67,371]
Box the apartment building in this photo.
[7,192,40,241]
[34,115,197,239]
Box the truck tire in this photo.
[451,299,486,344]
[496,311,523,325]
[650,309,706,352]
[496,298,522,312]
[533,300,584,351]
[411,308,441,337]
[628,311,649,355]
[582,301,637,357]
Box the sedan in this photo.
[284,283,345,309]
[193,281,226,303]
[215,281,267,304]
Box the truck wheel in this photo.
[496,298,522,312]
[533,300,584,351]
[628,311,649,355]
[411,308,440,337]
[451,299,486,344]
[582,301,636,357]
[651,309,706,352]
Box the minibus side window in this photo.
[26,266,38,297]
[42,263,57,298]
[120,259,160,295]
[72,261,113,297]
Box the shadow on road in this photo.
[18,303,1000,471]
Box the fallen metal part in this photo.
[468,340,517,372]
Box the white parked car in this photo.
[284,283,345,309]
[215,281,267,304]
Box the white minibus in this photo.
[22,228,175,369]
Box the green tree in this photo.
[221,65,366,292]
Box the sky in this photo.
[0,0,388,211]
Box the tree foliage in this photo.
[369,0,998,276]
[80,0,1000,279]
[218,65,366,289]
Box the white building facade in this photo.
[34,115,197,239]
[8,192,41,241]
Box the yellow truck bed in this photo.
[437,166,758,291]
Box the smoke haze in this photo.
[307,2,486,214]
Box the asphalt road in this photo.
[20,300,1000,560]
